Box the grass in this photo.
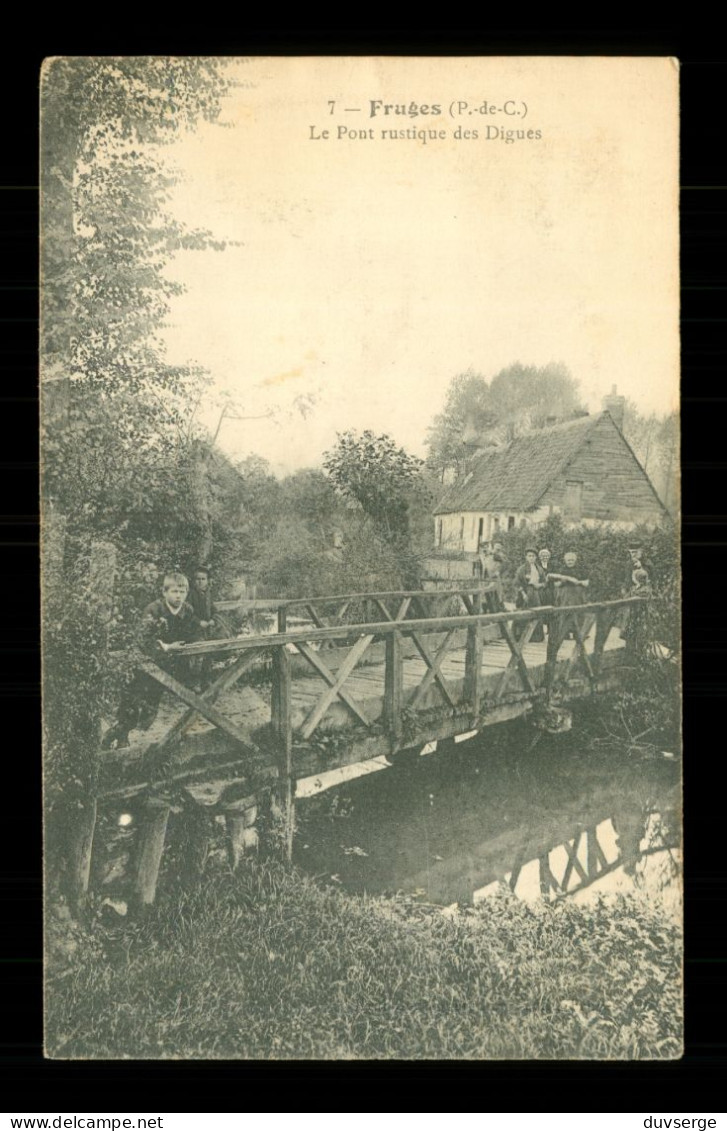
[46,861,682,1060]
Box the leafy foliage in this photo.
[621,402,679,512]
[323,430,430,542]
[424,370,497,479]
[497,513,679,612]
[426,362,586,479]
[46,861,682,1060]
[42,59,234,543]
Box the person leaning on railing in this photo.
[513,548,547,642]
[101,572,202,750]
[548,550,590,642]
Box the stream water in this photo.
[294,707,681,917]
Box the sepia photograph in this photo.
[41,55,681,1060]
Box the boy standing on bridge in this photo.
[189,565,215,633]
[188,565,217,689]
[102,572,201,749]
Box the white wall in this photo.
[434,501,664,551]
[436,512,489,552]
[435,508,550,550]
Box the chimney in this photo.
[602,384,625,431]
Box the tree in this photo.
[41,58,232,370]
[487,362,585,441]
[41,58,233,541]
[652,412,679,513]
[621,399,659,475]
[280,468,340,533]
[41,58,235,906]
[323,430,429,541]
[621,401,679,512]
[424,370,496,481]
[426,362,585,479]
[233,455,284,546]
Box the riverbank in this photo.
[46,859,682,1060]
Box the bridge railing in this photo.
[214,583,501,633]
[128,596,642,765]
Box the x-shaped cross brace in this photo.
[408,629,458,710]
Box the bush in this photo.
[499,514,679,636]
[45,861,682,1060]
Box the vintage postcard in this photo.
[42,56,681,1060]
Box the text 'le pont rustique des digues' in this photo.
[309,99,543,146]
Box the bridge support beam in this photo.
[224,803,259,870]
[384,630,404,748]
[66,539,117,916]
[272,644,295,862]
[132,797,171,911]
[464,590,483,716]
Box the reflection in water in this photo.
[473,812,681,920]
[295,716,681,916]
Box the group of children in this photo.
[101,565,216,750]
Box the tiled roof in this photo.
[434,413,602,515]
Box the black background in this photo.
[1,27,725,1105]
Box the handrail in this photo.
[214,583,497,612]
[165,597,645,658]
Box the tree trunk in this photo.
[190,444,215,563]
[64,540,117,914]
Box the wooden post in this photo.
[592,608,608,674]
[277,606,288,634]
[224,803,259,870]
[133,797,171,909]
[67,797,97,917]
[271,644,294,862]
[66,539,117,914]
[544,609,566,699]
[384,630,403,747]
[586,826,601,878]
[464,591,483,716]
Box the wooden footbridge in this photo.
[91,584,646,910]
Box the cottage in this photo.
[433,393,667,552]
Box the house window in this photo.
[508,515,516,530]
[493,516,500,533]
[437,519,443,547]
[459,516,465,542]
[477,517,484,545]
[565,480,584,520]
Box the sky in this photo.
[162,57,679,475]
